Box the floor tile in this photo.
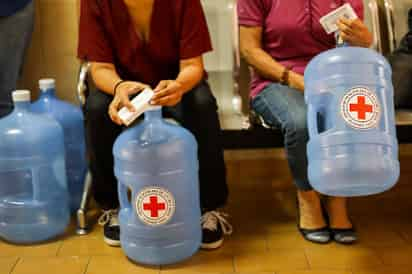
[0,241,61,257]
[222,227,267,255]
[375,246,412,266]
[12,257,88,274]
[277,271,352,274]
[357,226,407,247]
[0,258,18,274]
[353,267,412,274]
[222,272,274,274]
[160,250,234,273]
[57,236,124,257]
[86,256,159,274]
[305,245,383,270]
[267,230,314,250]
[234,249,308,272]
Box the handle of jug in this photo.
[307,104,319,137]
[118,183,132,210]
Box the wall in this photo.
[19,0,80,104]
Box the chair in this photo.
[75,61,93,235]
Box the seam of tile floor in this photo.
[8,258,20,274]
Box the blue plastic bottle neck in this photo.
[144,107,163,122]
[40,88,56,98]
[13,101,30,112]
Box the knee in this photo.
[285,107,308,140]
[85,90,112,122]
[184,81,218,113]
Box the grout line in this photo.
[395,228,410,244]
[231,252,236,273]
[82,256,92,274]
[302,247,312,270]
[9,257,21,274]
[55,240,64,256]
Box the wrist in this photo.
[288,72,304,91]
[279,66,291,85]
[113,80,126,95]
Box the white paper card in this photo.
[118,88,155,126]
[320,3,358,34]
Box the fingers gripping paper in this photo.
[118,88,156,126]
[320,3,358,34]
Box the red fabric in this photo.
[78,0,212,88]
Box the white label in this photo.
[320,3,358,34]
[118,88,155,126]
[340,87,381,130]
[135,187,176,226]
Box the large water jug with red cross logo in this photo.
[113,107,201,265]
[304,46,400,196]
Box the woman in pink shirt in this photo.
[238,0,373,244]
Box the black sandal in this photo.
[296,197,331,244]
[330,227,358,245]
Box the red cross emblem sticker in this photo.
[136,187,175,226]
[341,87,381,130]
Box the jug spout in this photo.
[12,90,31,112]
[144,106,162,122]
[39,79,56,97]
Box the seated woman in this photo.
[78,0,231,249]
[238,0,373,244]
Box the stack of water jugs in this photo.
[0,79,87,243]
[0,79,202,265]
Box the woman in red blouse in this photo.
[78,0,231,249]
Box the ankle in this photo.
[298,191,326,229]
[326,197,353,229]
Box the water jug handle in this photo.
[307,104,319,137]
[118,183,132,210]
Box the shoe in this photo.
[98,209,120,247]
[201,210,233,250]
[330,227,358,244]
[296,197,331,244]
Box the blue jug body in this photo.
[304,47,400,197]
[0,91,70,243]
[113,108,201,265]
[31,83,87,212]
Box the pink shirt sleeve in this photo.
[237,0,271,27]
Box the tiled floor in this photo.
[2,148,412,274]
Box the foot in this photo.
[201,210,233,250]
[98,209,120,247]
[326,197,357,244]
[297,191,330,244]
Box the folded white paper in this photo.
[118,88,155,126]
[320,3,358,34]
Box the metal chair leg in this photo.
[76,171,92,235]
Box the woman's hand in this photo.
[337,18,373,48]
[151,80,184,106]
[108,81,150,125]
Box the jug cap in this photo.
[39,78,56,90]
[146,105,162,111]
[12,90,31,102]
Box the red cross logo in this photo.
[349,96,373,120]
[143,196,166,218]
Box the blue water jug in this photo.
[113,107,201,265]
[0,90,70,243]
[304,47,400,197]
[31,79,87,212]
